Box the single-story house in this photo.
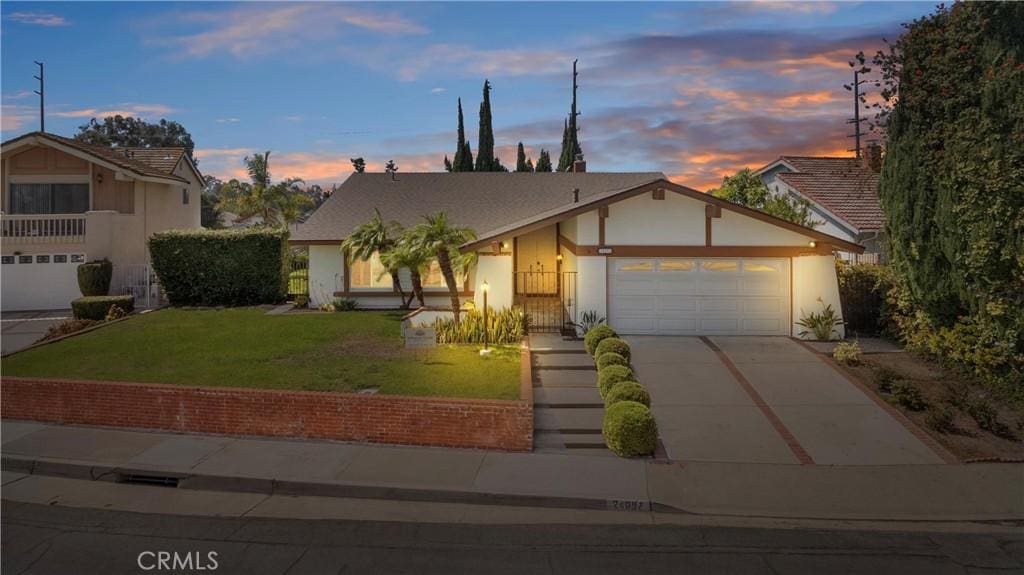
[756,150,885,259]
[292,160,862,337]
[1,131,203,311]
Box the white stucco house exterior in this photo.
[293,159,863,338]
[1,131,203,311]
[756,153,885,259]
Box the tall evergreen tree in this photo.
[515,142,530,172]
[443,155,452,172]
[475,80,498,171]
[557,119,571,171]
[451,98,473,172]
[558,61,584,171]
[535,149,553,172]
[526,158,534,172]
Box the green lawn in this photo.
[3,309,520,400]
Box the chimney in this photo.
[863,143,882,173]
[572,188,579,203]
[572,153,586,173]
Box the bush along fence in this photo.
[148,228,289,306]
[584,326,658,458]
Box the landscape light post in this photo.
[481,280,490,353]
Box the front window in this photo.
[9,183,89,214]
[421,259,464,289]
[349,252,393,289]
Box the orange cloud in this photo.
[52,103,176,119]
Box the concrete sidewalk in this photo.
[3,420,1022,522]
[1,310,70,355]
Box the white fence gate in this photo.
[112,264,165,309]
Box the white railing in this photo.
[1,213,87,244]
[112,264,166,309]
[844,252,885,265]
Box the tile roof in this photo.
[773,156,883,231]
[292,172,666,242]
[1,131,189,183]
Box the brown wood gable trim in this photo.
[568,244,835,257]
[653,188,665,200]
[558,235,579,256]
[335,290,474,298]
[342,249,351,294]
[598,205,608,246]
[704,205,721,247]
[462,179,865,254]
[478,252,512,256]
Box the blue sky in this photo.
[2,1,933,190]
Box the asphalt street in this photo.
[3,500,1022,575]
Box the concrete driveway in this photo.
[1,310,70,355]
[627,336,945,466]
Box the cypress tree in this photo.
[526,158,534,172]
[535,149,553,172]
[475,80,496,171]
[515,142,529,172]
[452,98,473,172]
[443,155,452,172]
[557,119,571,172]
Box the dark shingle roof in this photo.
[1,132,189,183]
[772,156,883,231]
[293,172,666,242]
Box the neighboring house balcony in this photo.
[1,210,123,259]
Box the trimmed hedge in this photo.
[604,381,651,408]
[584,325,617,356]
[595,337,631,363]
[598,365,635,399]
[72,295,134,321]
[602,401,658,457]
[77,259,112,296]
[596,352,629,371]
[149,228,289,306]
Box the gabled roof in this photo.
[1,131,191,184]
[290,171,863,254]
[291,172,666,242]
[759,155,883,232]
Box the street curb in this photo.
[1,455,677,514]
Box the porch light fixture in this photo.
[556,254,563,262]
[808,241,817,248]
[501,242,508,249]
[96,172,104,184]
[480,281,491,355]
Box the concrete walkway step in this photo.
[534,370,597,387]
[528,334,585,351]
[533,353,596,368]
[534,387,602,404]
[535,407,605,431]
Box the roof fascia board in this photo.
[755,158,798,176]
[777,178,862,233]
[463,178,864,253]
[5,135,184,185]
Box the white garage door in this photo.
[608,257,790,335]
[1,253,86,311]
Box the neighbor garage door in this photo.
[1,253,86,311]
[608,257,790,335]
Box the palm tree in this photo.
[382,236,433,308]
[409,212,477,323]
[218,151,311,227]
[341,209,406,304]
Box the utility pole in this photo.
[846,67,869,158]
[33,61,45,132]
[570,59,580,148]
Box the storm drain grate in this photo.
[117,473,180,488]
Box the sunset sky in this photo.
[1,1,932,190]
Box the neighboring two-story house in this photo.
[756,148,885,261]
[1,131,202,311]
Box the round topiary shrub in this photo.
[604,381,651,408]
[584,324,617,356]
[598,365,635,399]
[595,337,630,363]
[603,400,658,457]
[596,351,629,371]
[77,259,112,296]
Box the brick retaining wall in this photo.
[1,377,533,451]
